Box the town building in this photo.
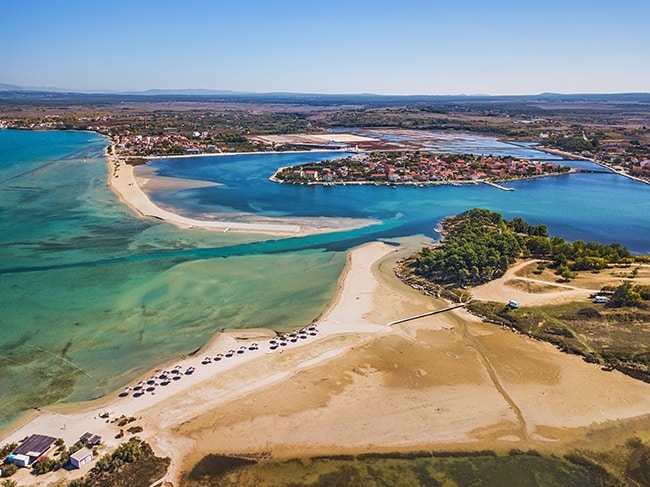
[8,434,57,467]
[70,447,93,469]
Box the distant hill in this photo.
[0,82,649,106]
[0,82,23,91]
[132,88,242,96]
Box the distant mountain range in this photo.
[0,82,242,96]
[1,82,649,106]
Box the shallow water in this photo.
[1,129,649,433]
[0,132,346,430]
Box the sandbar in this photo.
[105,146,379,236]
[4,240,650,486]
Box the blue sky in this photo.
[1,0,648,95]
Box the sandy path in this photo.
[470,260,599,305]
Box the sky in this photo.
[1,0,649,95]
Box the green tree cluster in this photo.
[548,238,630,271]
[508,217,548,237]
[0,442,18,460]
[548,135,598,153]
[609,282,650,308]
[92,438,143,474]
[0,463,18,478]
[66,438,169,487]
[415,209,522,286]
[413,209,633,287]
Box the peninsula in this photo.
[4,239,650,486]
[271,151,571,186]
[1,90,650,486]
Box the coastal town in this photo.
[1,91,649,184]
[272,151,571,185]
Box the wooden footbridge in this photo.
[386,302,467,326]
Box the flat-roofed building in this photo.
[70,447,93,468]
[10,434,57,467]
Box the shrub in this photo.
[1,462,18,477]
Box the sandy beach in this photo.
[3,143,650,483]
[106,147,379,236]
[0,242,397,483]
[4,239,650,485]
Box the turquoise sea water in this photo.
[1,129,649,433]
[144,136,650,253]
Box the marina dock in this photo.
[483,181,515,191]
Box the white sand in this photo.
[106,148,378,236]
[5,241,650,486]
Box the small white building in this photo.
[70,447,93,469]
[12,454,31,467]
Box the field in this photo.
[468,262,650,381]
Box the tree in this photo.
[555,264,576,281]
[610,283,642,307]
[526,236,552,256]
[33,456,58,475]
[0,463,17,478]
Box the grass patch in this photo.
[467,300,650,382]
[179,451,613,487]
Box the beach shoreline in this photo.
[0,241,398,483]
[3,136,650,485]
[104,143,380,236]
[4,240,650,486]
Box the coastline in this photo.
[269,172,570,188]
[4,241,650,485]
[144,147,353,160]
[3,130,650,485]
[0,241,398,483]
[105,144,379,236]
[536,144,650,186]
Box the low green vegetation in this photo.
[179,451,616,487]
[605,282,650,308]
[546,134,599,153]
[0,459,18,478]
[401,209,650,382]
[67,438,169,487]
[467,299,650,382]
[409,208,633,288]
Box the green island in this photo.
[271,151,571,186]
[398,208,650,384]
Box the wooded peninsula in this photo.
[398,208,650,383]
